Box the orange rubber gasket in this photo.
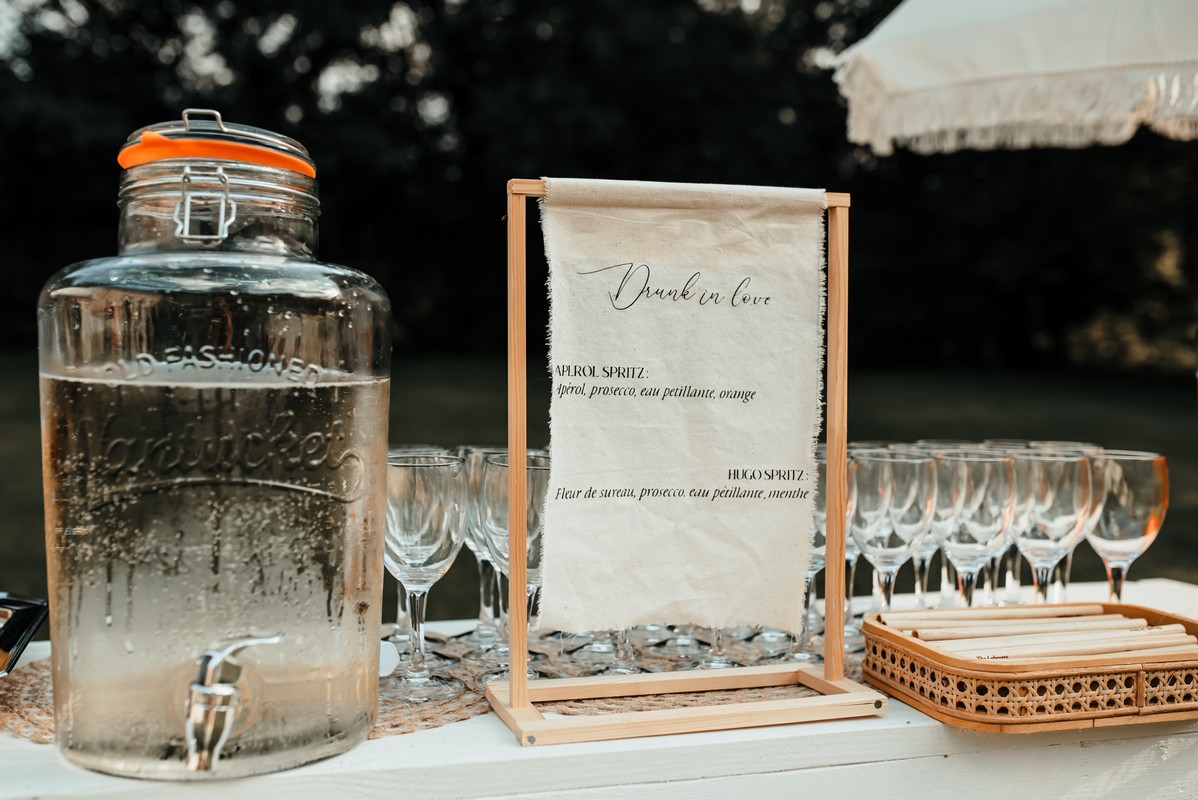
[117,130,316,178]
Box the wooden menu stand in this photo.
[485,178,885,746]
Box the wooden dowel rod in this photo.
[880,604,1105,625]
[914,617,1147,641]
[506,178,850,208]
[506,186,530,708]
[822,202,849,683]
[937,624,1183,653]
[966,633,1196,660]
[897,613,1130,631]
[990,644,1198,665]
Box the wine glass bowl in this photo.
[934,452,1016,607]
[1017,452,1092,604]
[383,453,466,703]
[475,452,550,686]
[456,445,507,648]
[1086,450,1169,601]
[480,453,549,585]
[850,450,936,613]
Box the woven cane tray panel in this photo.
[1142,667,1198,713]
[864,637,1139,724]
[862,603,1198,733]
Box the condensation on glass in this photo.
[38,110,392,779]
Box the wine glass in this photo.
[1017,452,1092,604]
[906,441,976,608]
[844,442,886,645]
[979,441,1033,604]
[850,451,935,613]
[383,453,466,702]
[778,451,855,663]
[457,446,505,649]
[477,452,550,686]
[599,628,644,675]
[692,627,743,670]
[890,443,951,608]
[656,624,710,661]
[1086,450,1169,601]
[909,536,939,609]
[384,445,450,657]
[935,452,1016,607]
[1029,441,1103,602]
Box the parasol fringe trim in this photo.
[832,59,1198,155]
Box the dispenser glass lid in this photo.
[117,108,316,177]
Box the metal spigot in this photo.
[184,634,282,773]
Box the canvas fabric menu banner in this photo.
[538,178,826,634]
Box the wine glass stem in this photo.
[526,585,541,633]
[874,568,897,613]
[802,568,824,656]
[394,587,409,639]
[845,554,859,618]
[1059,549,1074,600]
[614,628,636,668]
[790,570,815,657]
[985,555,1001,605]
[1106,562,1127,603]
[477,558,497,631]
[405,588,430,679]
[912,555,928,608]
[940,558,958,606]
[958,568,978,607]
[495,572,509,640]
[711,629,728,661]
[1032,565,1053,605]
[1004,543,1022,596]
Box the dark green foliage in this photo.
[1,0,1195,370]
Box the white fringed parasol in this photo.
[831,0,1198,155]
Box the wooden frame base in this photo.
[494,178,881,745]
[485,664,886,746]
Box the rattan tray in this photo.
[862,603,1198,733]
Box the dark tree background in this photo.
[0,0,1196,611]
[1,0,1195,371]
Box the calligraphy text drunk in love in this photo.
[579,263,772,310]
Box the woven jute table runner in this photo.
[1,637,866,745]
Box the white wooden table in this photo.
[5,579,1198,800]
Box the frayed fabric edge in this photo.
[833,61,1198,155]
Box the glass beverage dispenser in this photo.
[38,110,391,779]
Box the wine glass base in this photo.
[532,631,594,658]
[596,663,645,676]
[542,630,594,646]
[474,665,546,693]
[776,649,822,664]
[460,646,510,668]
[628,623,670,647]
[383,674,464,703]
[655,639,710,660]
[454,629,501,649]
[843,624,865,654]
[572,644,619,666]
[723,626,756,641]
[460,648,546,670]
[397,650,457,672]
[745,629,794,659]
[689,655,745,670]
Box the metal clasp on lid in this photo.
[173,165,237,242]
[181,108,228,132]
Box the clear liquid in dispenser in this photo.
[41,366,387,778]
